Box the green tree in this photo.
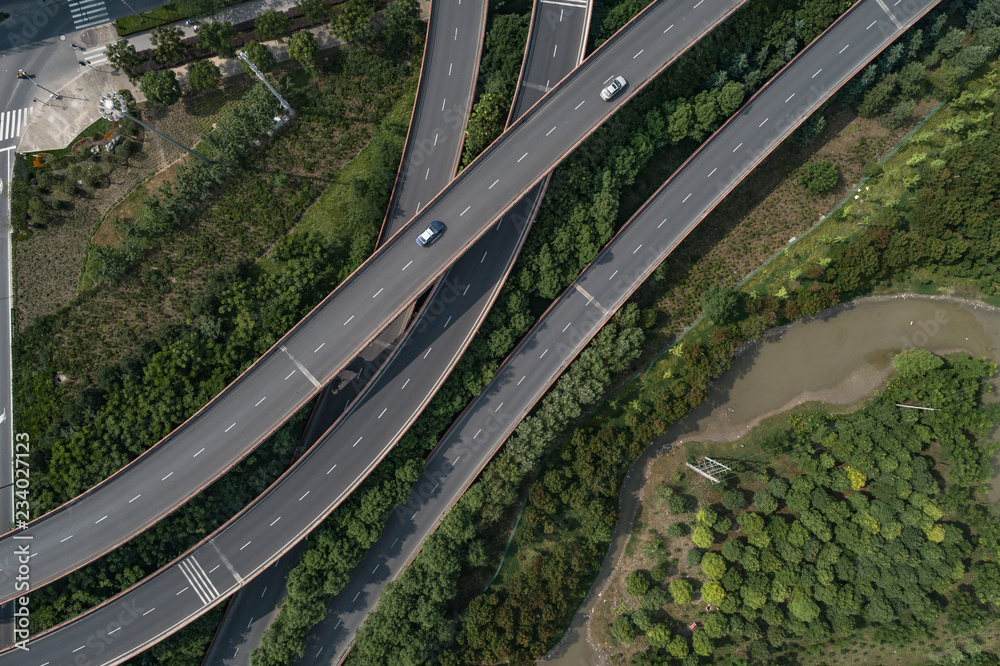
[382,0,422,58]
[753,489,779,515]
[667,634,690,658]
[702,285,744,325]
[140,69,182,107]
[692,523,714,549]
[105,39,140,82]
[187,59,221,91]
[893,349,944,378]
[255,10,292,42]
[701,552,726,580]
[799,161,839,194]
[669,578,693,605]
[330,0,379,47]
[240,41,277,73]
[287,30,319,69]
[611,614,637,645]
[647,623,672,647]
[296,0,332,22]
[151,25,185,64]
[723,488,747,511]
[693,631,714,657]
[788,597,821,623]
[626,570,652,598]
[198,21,237,58]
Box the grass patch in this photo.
[113,0,246,35]
[25,118,111,166]
[294,88,415,241]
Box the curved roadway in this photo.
[0,0,746,601]
[201,0,489,660]
[292,0,593,660]
[0,0,942,661]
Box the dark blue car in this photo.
[416,220,445,246]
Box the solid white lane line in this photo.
[270,516,281,526]
[284,371,295,380]
[609,270,618,280]
[633,244,643,254]
[708,168,717,177]
[143,608,155,616]
[444,316,452,328]
[475,429,482,438]
[518,376,526,385]
[490,179,499,188]
[495,402,503,412]
[402,260,412,271]
[785,93,795,103]
[839,44,849,53]
[401,378,410,389]
[733,142,742,152]
[759,118,769,127]
[240,541,251,551]
[373,288,383,298]
[813,68,822,78]
[464,284,470,295]
[693,0,704,6]
[129,494,141,503]
[461,205,471,215]
[194,448,205,457]
[683,193,692,202]
[95,516,107,524]
[562,322,572,332]
[73,646,85,653]
[61,535,73,543]
[553,44,558,57]
[575,100,585,109]
[354,436,363,447]
[225,423,235,432]
[664,24,674,32]
[867,20,877,29]
[658,219,667,228]
[424,347,432,358]
[441,98,446,111]
[162,472,173,481]
[481,251,488,263]
[379,407,387,419]
[299,491,310,501]
[518,152,528,162]
[540,349,548,359]
[425,168,430,180]
[255,396,266,406]
[344,315,355,325]
[327,464,337,474]
[633,49,644,59]
[547,126,556,136]
[177,586,189,595]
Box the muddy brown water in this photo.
[541,295,1000,666]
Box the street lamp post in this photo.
[17,70,59,99]
[99,91,210,163]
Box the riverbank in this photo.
[545,293,1000,666]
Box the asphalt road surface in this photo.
[0,0,943,662]
[292,0,593,661]
[0,0,747,605]
[201,0,490,661]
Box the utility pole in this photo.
[237,51,295,117]
[99,91,210,163]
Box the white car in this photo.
[600,76,627,101]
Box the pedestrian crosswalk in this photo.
[178,556,222,606]
[0,109,28,143]
[86,47,110,67]
[68,0,110,30]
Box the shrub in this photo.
[692,524,714,549]
[667,494,687,514]
[667,522,689,538]
[631,608,655,633]
[669,578,693,605]
[642,587,670,610]
[611,615,637,645]
[799,161,839,194]
[722,489,748,512]
[686,548,703,566]
[626,570,652,598]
